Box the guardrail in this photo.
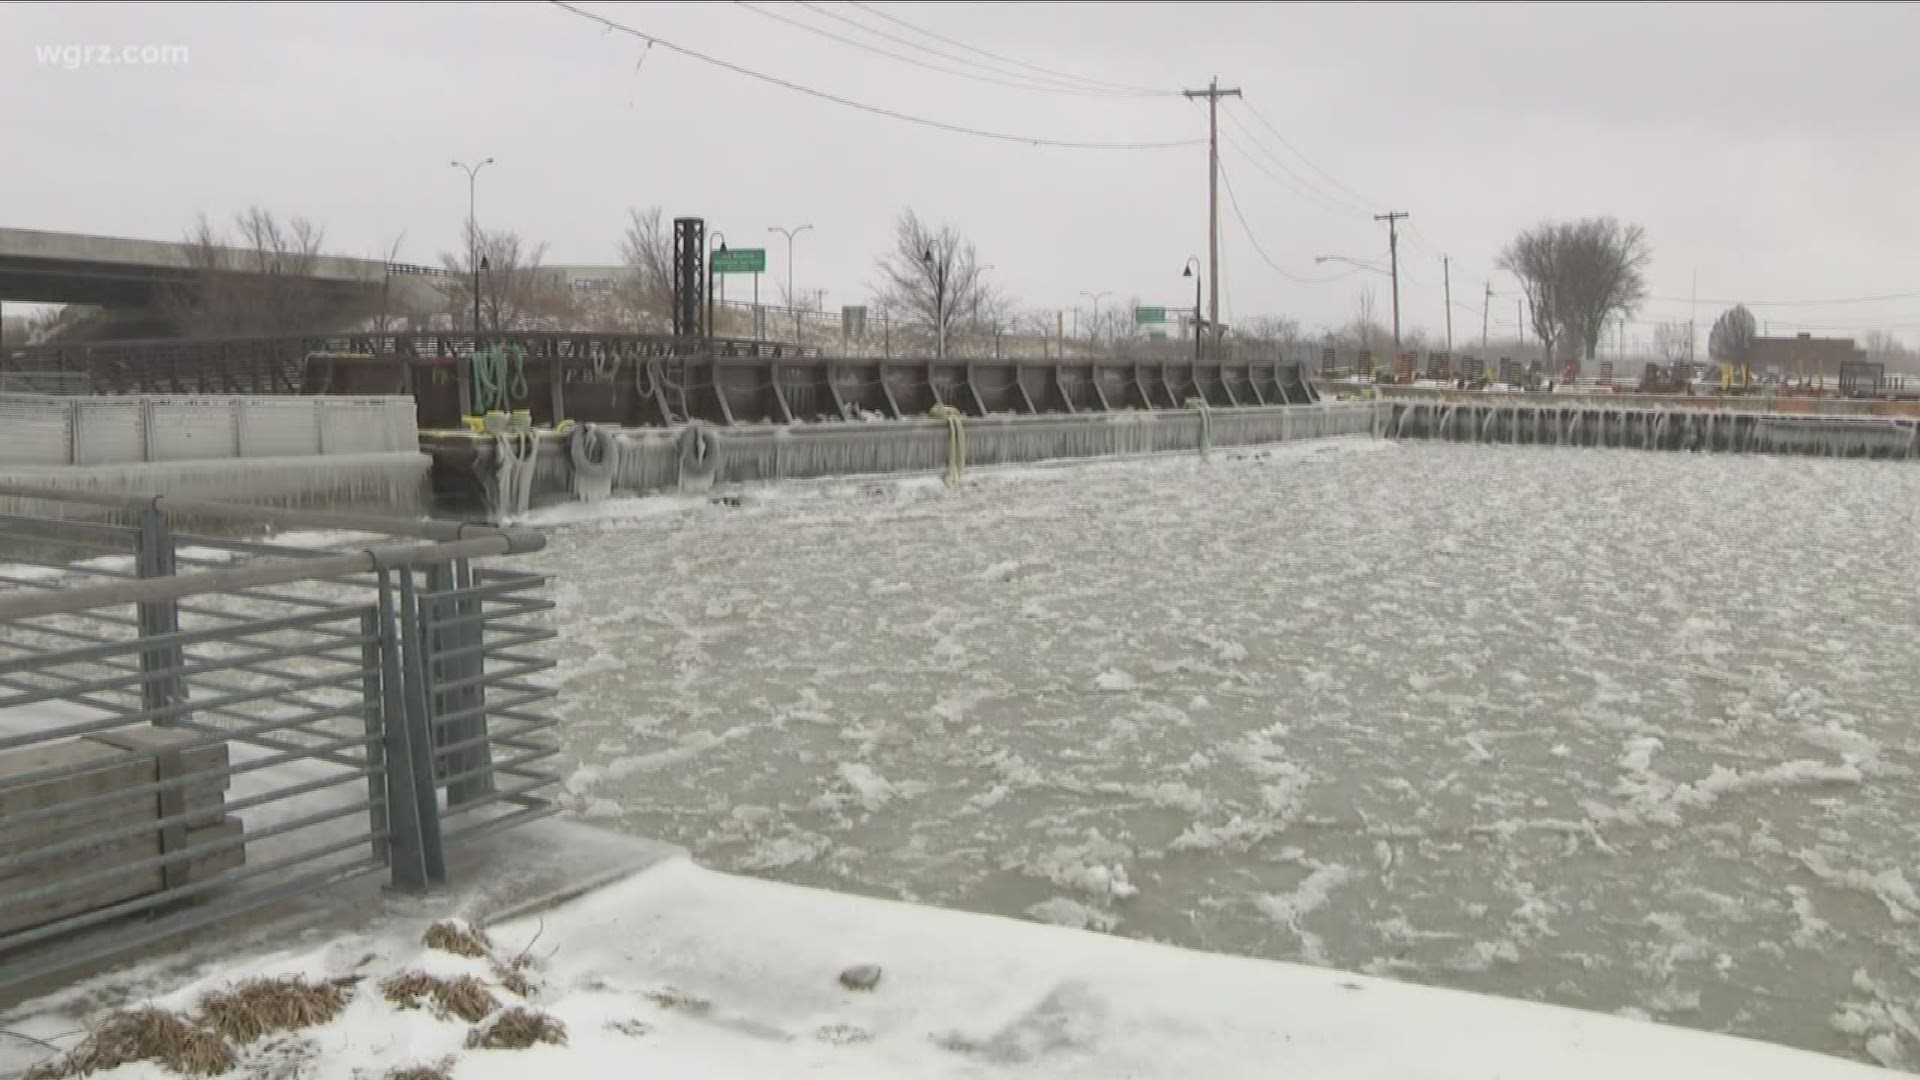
[0,487,556,989]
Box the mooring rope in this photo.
[676,420,720,491]
[929,403,966,488]
[567,422,620,502]
[1186,395,1212,460]
[472,343,529,415]
[492,427,537,522]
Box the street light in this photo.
[1080,290,1111,348]
[923,246,948,360]
[1182,258,1202,363]
[451,158,494,334]
[768,223,813,346]
[1314,254,1391,275]
[706,231,728,341]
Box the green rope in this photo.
[1186,395,1211,460]
[471,343,529,415]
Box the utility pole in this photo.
[1482,282,1491,348]
[1183,77,1241,359]
[1441,255,1452,355]
[1688,270,1698,368]
[1373,211,1408,349]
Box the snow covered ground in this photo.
[8,855,1896,1079]
[525,438,1920,1071]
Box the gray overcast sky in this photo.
[7,1,1920,346]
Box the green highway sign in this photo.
[710,248,767,274]
[1134,306,1168,324]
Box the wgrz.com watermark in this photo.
[36,43,192,70]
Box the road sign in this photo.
[711,248,767,274]
[1134,306,1167,324]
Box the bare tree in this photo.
[1236,316,1304,361]
[1654,321,1693,365]
[1556,218,1651,361]
[439,222,572,332]
[617,207,674,331]
[1707,304,1757,370]
[1862,330,1919,373]
[160,208,338,335]
[872,209,988,357]
[1496,223,1561,366]
[1498,217,1651,368]
[364,233,409,335]
[1340,288,1390,359]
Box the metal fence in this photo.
[0,487,557,989]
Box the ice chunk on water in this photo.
[1027,897,1119,932]
[836,763,899,812]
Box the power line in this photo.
[1642,290,1920,307]
[733,2,1156,97]
[1217,110,1368,220]
[844,0,1169,95]
[548,1,1202,150]
[1232,99,1377,214]
[795,1,1174,96]
[1216,161,1363,285]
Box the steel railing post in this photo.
[428,559,495,808]
[133,500,186,721]
[377,570,441,891]
[395,570,448,887]
[360,608,391,867]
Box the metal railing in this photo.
[0,487,557,990]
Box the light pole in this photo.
[1182,258,1202,363]
[451,158,493,334]
[769,223,813,346]
[706,231,728,341]
[923,245,947,360]
[1314,254,1390,275]
[1080,290,1111,349]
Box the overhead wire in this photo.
[547,1,1202,150]
[1641,290,1920,307]
[843,0,1171,95]
[1232,99,1379,213]
[1217,110,1369,220]
[1216,160,1368,285]
[732,2,1161,97]
[794,0,1176,97]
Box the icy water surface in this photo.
[528,440,1920,1070]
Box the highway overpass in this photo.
[0,226,450,313]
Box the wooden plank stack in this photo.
[0,725,245,936]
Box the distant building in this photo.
[1748,333,1865,381]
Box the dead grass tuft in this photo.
[384,1055,457,1080]
[491,962,533,999]
[196,976,356,1045]
[379,972,500,1024]
[24,1007,236,1079]
[641,988,711,1014]
[604,1019,652,1038]
[421,920,492,959]
[463,1008,567,1051]
[816,1023,873,1046]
